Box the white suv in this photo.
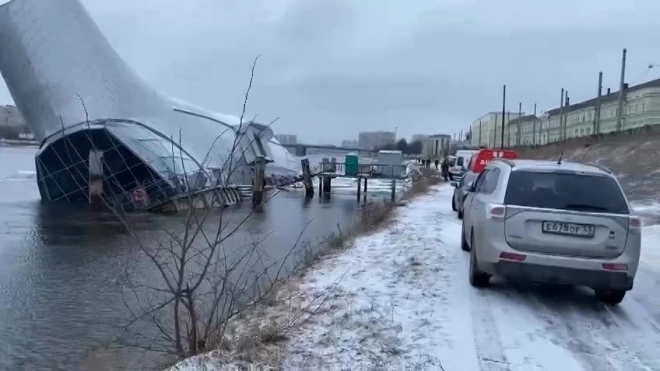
[461,159,641,305]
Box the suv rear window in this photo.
[504,171,629,214]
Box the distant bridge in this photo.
[281,143,377,157]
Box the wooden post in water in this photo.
[300,159,314,197]
[390,179,396,202]
[88,149,104,209]
[323,176,331,193]
[320,157,331,194]
[357,177,362,200]
[252,156,265,207]
[330,157,337,172]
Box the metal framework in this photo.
[0,0,298,210]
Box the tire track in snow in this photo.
[440,187,511,370]
[600,304,660,371]
[482,284,586,370]
[470,285,510,370]
[517,282,660,370]
[519,288,622,370]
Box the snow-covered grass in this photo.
[173,184,660,371]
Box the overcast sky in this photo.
[1,0,659,144]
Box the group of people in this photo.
[417,156,454,181]
[417,158,442,168]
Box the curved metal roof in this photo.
[0,0,297,185]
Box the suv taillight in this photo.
[629,216,642,231]
[486,204,506,221]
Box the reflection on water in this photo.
[0,146,375,370]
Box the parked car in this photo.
[451,171,478,219]
[449,150,477,179]
[461,159,641,305]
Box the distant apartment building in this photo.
[422,134,451,161]
[0,105,25,127]
[473,78,660,148]
[274,134,297,145]
[358,131,396,150]
[470,111,524,148]
[340,139,359,148]
[536,79,660,145]
[411,134,427,143]
[0,104,30,139]
[506,115,540,146]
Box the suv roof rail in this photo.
[586,162,612,174]
[494,158,515,167]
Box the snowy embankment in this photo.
[174,185,660,371]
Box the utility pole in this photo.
[564,91,570,139]
[532,103,537,146]
[594,71,603,135]
[478,120,482,146]
[500,85,506,149]
[558,88,565,141]
[616,48,627,132]
[492,114,497,147]
[506,112,511,147]
[517,102,522,146]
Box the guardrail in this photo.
[319,162,407,179]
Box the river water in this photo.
[0,145,398,370]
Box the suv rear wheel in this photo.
[595,289,626,305]
[469,230,490,287]
[461,222,469,251]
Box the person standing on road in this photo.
[440,157,449,181]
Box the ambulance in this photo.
[467,148,519,174]
[451,148,519,218]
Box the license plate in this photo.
[541,221,595,237]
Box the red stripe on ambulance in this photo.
[469,149,518,173]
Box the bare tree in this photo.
[33,56,317,370]
[103,56,310,363]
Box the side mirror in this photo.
[450,181,458,187]
[466,181,475,192]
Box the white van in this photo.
[450,149,478,177]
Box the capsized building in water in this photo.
[0,0,298,210]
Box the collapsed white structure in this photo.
[0,0,297,210]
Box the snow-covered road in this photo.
[280,184,660,371]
